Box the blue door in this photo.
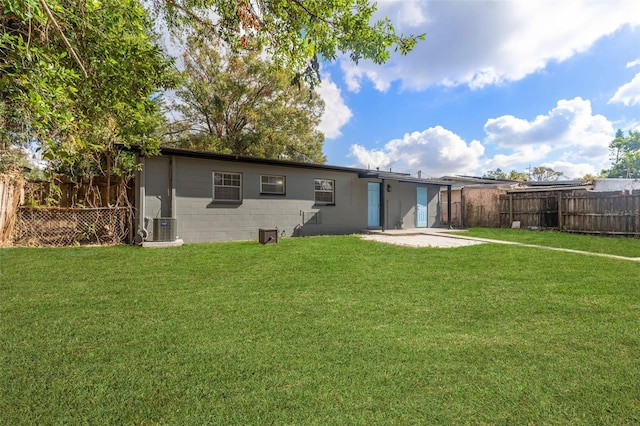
[416,187,428,227]
[368,182,381,227]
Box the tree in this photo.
[483,168,507,180]
[167,37,325,162]
[151,0,424,73]
[483,168,527,181]
[530,166,564,182]
[507,170,528,181]
[2,0,175,204]
[579,172,605,181]
[605,129,640,178]
[2,0,421,187]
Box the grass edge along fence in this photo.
[500,190,640,236]
[0,174,23,246]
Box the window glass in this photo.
[314,179,335,205]
[261,175,286,194]
[213,171,242,202]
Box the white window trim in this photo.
[212,171,242,202]
[314,178,335,205]
[260,175,286,195]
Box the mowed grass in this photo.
[462,227,640,258]
[1,233,639,425]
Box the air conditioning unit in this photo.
[153,217,178,242]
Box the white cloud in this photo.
[483,98,615,177]
[484,97,612,147]
[377,0,428,28]
[349,126,484,177]
[626,59,640,68]
[347,98,617,179]
[341,0,640,92]
[609,73,640,106]
[315,73,353,139]
[543,160,600,180]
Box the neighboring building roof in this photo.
[434,175,597,193]
[506,185,593,193]
[593,178,640,193]
[523,179,587,187]
[358,170,452,187]
[440,175,521,185]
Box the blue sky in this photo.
[314,1,640,179]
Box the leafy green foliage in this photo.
[152,0,425,74]
[1,0,176,206]
[1,0,175,181]
[530,166,564,181]
[483,168,528,181]
[606,129,640,178]
[167,36,326,162]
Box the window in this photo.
[314,179,335,205]
[260,175,286,195]
[213,171,242,202]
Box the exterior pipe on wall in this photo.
[447,185,452,229]
[381,179,386,232]
[170,155,177,218]
[138,155,146,233]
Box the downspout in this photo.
[170,155,177,218]
[381,179,386,232]
[461,186,465,229]
[447,185,452,229]
[136,155,147,241]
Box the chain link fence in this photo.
[12,207,132,246]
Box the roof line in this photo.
[125,145,451,186]
[128,145,366,174]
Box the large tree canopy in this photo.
[1,0,175,170]
[167,37,326,163]
[152,0,424,70]
[2,0,422,180]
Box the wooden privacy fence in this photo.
[11,207,132,246]
[500,190,640,236]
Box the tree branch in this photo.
[289,0,334,26]
[38,0,88,78]
[164,0,214,30]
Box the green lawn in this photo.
[461,227,640,258]
[1,233,639,425]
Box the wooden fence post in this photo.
[558,192,563,230]
[0,174,24,245]
[509,193,513,225]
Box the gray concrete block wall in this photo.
[427,186,441,227]
[143,156,372,243]
[141,155,445,242]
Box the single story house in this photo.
[134,147,453,243]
